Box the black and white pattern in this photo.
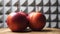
[0,0,60,28]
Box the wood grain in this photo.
[0,28,60,34]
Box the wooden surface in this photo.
[0,28,60,34]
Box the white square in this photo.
[44,14,49,20]
[58,6,60,13]
[20,0,26,5]
[20,6,27,12]
[51,14,57,21]
[43,0,49,5]
[43,6,49,13]
[0,0,2,2]
[0,7,3,11]
[50,0,57,5]
[7,6,17,12]
[50,6,57,13]
[28,0,34,5]
[0,23,3,28]
[51,22,56,28]
[36,0,42,5]
[0,15,3,21]
[0,7,4,13]
[0,0,3,5]
[5,7,11,13]
[44,22,49,28]
[58,14,60,21]
[12,0,18,6]
[28,6,34,13]
[58,0,60,5]
[0,15,4,21]
[4,0,10,5]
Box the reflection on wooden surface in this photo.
[0,28,60,34]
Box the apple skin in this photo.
[27,12,46,31]
[6,12,28,32]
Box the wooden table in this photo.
[0,28,60,34]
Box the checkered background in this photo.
[0,0,60,28]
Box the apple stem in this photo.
[37,6,39,11]
[36,6,39,12]
[16,0,20,12]
[15,3,19,12]
[17,3,18,11]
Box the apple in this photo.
[6,12,28,32]
[27,12,46,31]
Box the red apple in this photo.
[27,12,46,31]
[6,12,28,32]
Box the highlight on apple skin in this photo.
[6,12,28,32]
[27,12,46,31]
